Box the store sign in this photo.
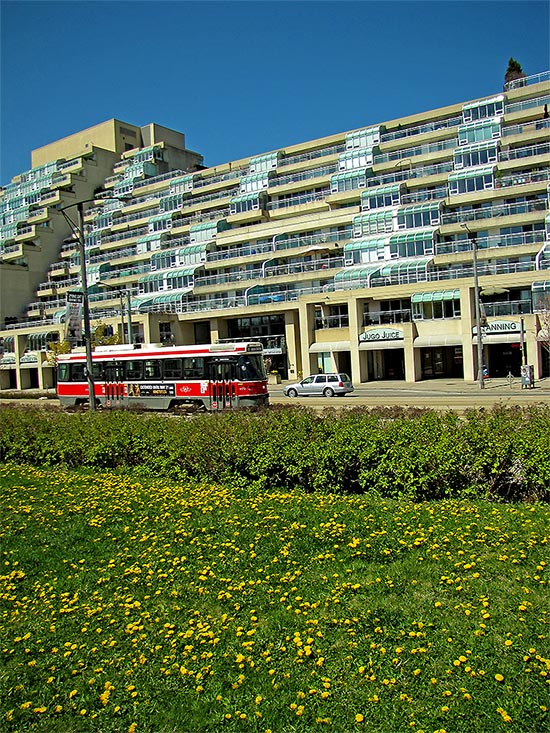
[359,327,404,342]
[472,320,522,335]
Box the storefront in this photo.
[473,319,525,378]
[359,328,405,380]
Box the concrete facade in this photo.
[1,75,549,392]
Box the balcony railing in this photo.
[380,116,462,144]
[270,164,337,188]
[440,197,547,225]
[436,230,544,255]
[374,137,457,165]
[315,314,349,329]
[363,309,412,326]
[503,118,550,137]
[482,299,532,317]
[499,141,550,162]
[494,168,550,189]
[504,70,550,91]
[216,334,287,351]
[505,94,550,115]
[279,143,345,167]
[267,189,330,211]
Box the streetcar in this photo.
[56,341,269,411]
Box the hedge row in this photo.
[1,404,549,501]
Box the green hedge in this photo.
[1,405,549,501]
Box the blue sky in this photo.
[1,0,549,185]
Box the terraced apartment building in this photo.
[1,71,549,391]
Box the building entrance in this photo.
[420,346,464,379]
[486,343,523,378]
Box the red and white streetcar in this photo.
[56,341,269,411]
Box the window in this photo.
[182,357,205,379]
[462,95,504,122]
[144,360,161,379]
[412,291,461,320]
[397,203,441,229]
[163,359,182,379]
[314,375,327,384]
[448,167,495,196]
[125,360,143,380]
[458,118,501,145]
[330,169,370,194]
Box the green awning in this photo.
[411,289,461,303]
[151,289,192,306]
[376,257,433,278]
[139,272,164,284]
[131,295,154,311]
[230,192,262,204]
[165,266,199,279]
[344,237,389,254]
[331,168,369,183]
[354,211,394,226]
[190,221,219,233]
[389,229,436,245]
[397,202,441,215]
[448,166,495,182]
[361,182,404,197]
[334,263,383,283]
[462,95,504,111]
[137,233,164,244]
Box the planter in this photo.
[268,373,282,385]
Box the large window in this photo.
[412,290,461,320]
[354,211,394,236]
[462,95,504,123]
[454,141,499,169]
[330,169,370,194]
[458,118,502,145]
[397,203,441,229]
[448,167,495,195]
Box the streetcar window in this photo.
[125,360,143,380]
[71,363,86,381]
[92,363,103,379]
[182,357,205,379]
[144,360,161,379]
[163,358,182,379]
[237,354,265,380]
[58,364,70,382]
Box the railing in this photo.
[265,256,345,278]
[505,94,550,114]
[503,118,550,137]
[216,334,287,350]
[276,230,351,251]
[363,309,412,325]
[436,230,544,255]
[279,143,345,167]
[100,227,148,244]
[440,197,547,225]
[365,161,454,189]
[267,189,330,211]
[482,299,532,316]
[504,70,550,91]
[315,314,349,329]
[192,167,248,189]
[494,168,550,189]
[380,116,462,143]
[374,137,457,165]
[132,169,186,190]
[499,142,550,161]
[399,186,448,205]
[208,241,274,262]
[270,164,337,188]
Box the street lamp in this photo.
[59,195,132,410]
[461,222,484,389]
[59,200,97,411]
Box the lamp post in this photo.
[59,200,96,411]
[461,222,484,389]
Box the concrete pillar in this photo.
[461,285,476,382]
[348,296,362,385]
[403,321,421,382]
[284,309,300,380]
[299,301,316,378]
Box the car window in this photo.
[327,375,338,382]
[302,377,314,385]
[340,374,351,382]
[314,375,327,383]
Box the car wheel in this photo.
[323,387,335,397]
[287,388,298,398]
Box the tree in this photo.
[92,322,121,347]
[504,58,526,88]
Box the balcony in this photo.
[504,70,550,91]
[441,198,546,225]
[481,298,532,317]
[436,230,544,256]
[363,309,412,326]
[315,314,349,329]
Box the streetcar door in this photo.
[103,361,125,406]
[208,357,238,410]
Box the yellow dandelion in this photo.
[355,713,364,723]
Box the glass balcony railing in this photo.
[441,197,547,225]
[363,309,412,326]
[374,137,457,165]
[505,94,550,114]
[504,70,550,91]
[279,143,345,167]
[482,299,532,317]
[436,230,544,255]
[270,164,337,188]
[499,142,550,161]
[494,168,550,189]
[267,189,330,211]
[380,116,462,144]
[315,314,349,329]
[503,118,550,137]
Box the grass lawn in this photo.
[0,464,548,733]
